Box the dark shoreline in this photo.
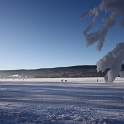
[0,65,124,78]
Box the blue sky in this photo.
[0,0,123,70]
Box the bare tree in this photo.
[81,0,124,83]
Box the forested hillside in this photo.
[0,65,123,78]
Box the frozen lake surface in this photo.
[0,78,124,124]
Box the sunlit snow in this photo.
[0,78,124,124]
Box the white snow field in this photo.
[0,77,124,124]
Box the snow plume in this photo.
[81,0,124,82]
[81,0,124,51]
[96,42,124,83]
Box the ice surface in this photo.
[0,78,124,124]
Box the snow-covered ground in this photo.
[0,77,124,124]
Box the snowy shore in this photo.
[0,77,124,83]
[0,77,124,124]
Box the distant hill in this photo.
[0,65,124,78]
